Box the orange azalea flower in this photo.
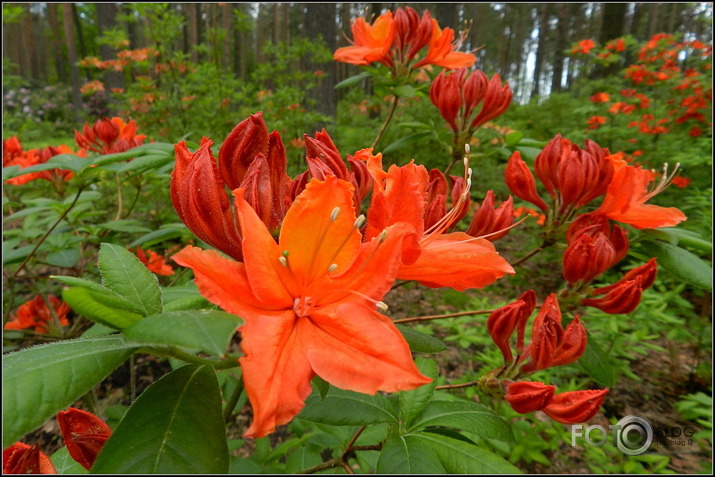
[74,117,146,155]
[590,92,610,103]
[80,80,105,95]
[4,295,70,333]
[593,158,687,229]
[56,408,112,471]
[586,115,607,129]
[571,39,596,54]
[173,177,430,438]
[333,12,395,66]
[363,154,514,291]
[135,247,174,276]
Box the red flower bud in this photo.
[521,294,563,373]
[504,151,549,211]
[543,389,609,424]
[487,290,537,364]
[534,134,570,197]
[57,408,113,471]
[304,129,348,179]
[94,118,120,146]
[505,381,556,414]
[469,73,513,131]
[551,315,587,366]
[466,191,514,241]
[562,232,617,284]
[429,72,462,132]
[218,112,269,190]
[171,139,244,261]
[596,258,658,295]
[3,442,56,474]
[582,279,644,314]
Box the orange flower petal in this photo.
[306,300,431,393]
[397,232,515,290]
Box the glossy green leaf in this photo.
[334,71,371,89]
[641,228,712,254]
[122,310,242,356]
[505,131,524,147]
[98,242,162,315]
[52,275,108,295]
[285,447,322,473]
[641,240,712,291]
[45,247,81,268]
[298,387,398,426]
[50,446,89,474]
[399,357,437,427]
[91,365,229,474]
[312,375,330,400]
[377,435,446,474]
[415,432,521,473]
[2,244,34,265]
[579,333,616,387]
[2,336,137,447]
[515,146,543,162]
[382,131,432,154]
[97,220,152,234]
[129,223,187,248]
[396,325,448,353]
[394,84,417,98]
[2,165,20,181]
[118,153,173,173]
[408,400,515,442]
[62,287,144,329]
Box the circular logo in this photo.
[615,416,653,455]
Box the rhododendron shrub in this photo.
[2,7,711,474]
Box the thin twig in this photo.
[223,375,244,423]
[114,173,123,221]
[435,380,479,391]
[13,186,85,279]
[370,95,399,149]
[393,309,492,324]
[510,244,545,267]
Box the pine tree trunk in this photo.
[62,3,83,124]
[183,3,199,62]
[96,3,125,92]
[531,5,551,99]
[47,3,68,83]
[304,3,338,129]
[551,4,569,93]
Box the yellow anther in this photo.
[376,301,389,312]
[354,214,366,229]
[330,207,341,222]
[328,263,338,272]
[279,256,288,267]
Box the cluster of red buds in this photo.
[74,117,146,155]
[3,408,111,474]
[481,292,608,424]
[171,113,518,268]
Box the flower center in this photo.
[293,296,314,317]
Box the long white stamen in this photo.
[644,162,680,201]
[427,216,529,249]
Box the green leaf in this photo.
[285,447,322,473]
[515,146,543,162]
[47,154,93,172]
[312,375,330,400]
[2,336,137,447]
[505,131,524,147]
[334,71,371,89]
[50,446,89,474]
[579,333,616,387]
[122,310,242,356]
[45,247,81,268]
[52,275,107,294]
[97,220,152,234]
[414,432,521,473]
[99,243,162,315]
[2,165,20,181]
[408,400,515,442]
[128,223,187,248]
[399,358,437,427]
[298,387,398,426]
[396,325,448,353]
[393,84,417,98]
[377,435,446,474]
[641,228,712,254]
[382,131,433,154]
[2,244,34,265]
[118,153,173,173]
[62,287,144,329]
[641,240,712,291]
[91,365,229,474]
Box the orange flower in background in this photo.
[590,92,610,103]
[80,80,105,95]
[135,247,174,276]
[3,442,56,474]
[333,11,395,66]
[572,39,596,54]
[587,115,607,129]
[593,157,687,229]
[4,295,70,333]
[606,38,626,52]
[4,139,77,185]
[75,117,146,155]
[414,19,475,69]
[173,177,430,438]
[57,408,112,471]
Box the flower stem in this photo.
[371,95,399,149]
[223,374,244,423]
[435,380,479,390]
[393,309,493,324]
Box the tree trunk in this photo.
[62,3,83,124]
[531,4,551,99]
[20,4,39,80]
[590,3,628,78]
[647,3,660,38]
[46,4,68,83]
[304,3,338,129]
[497,4,512,78]
[234,4,248,79]
[96,3,125,92]
[183,3,199,62]
[433,2,459,29]
[551,3,569,93]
